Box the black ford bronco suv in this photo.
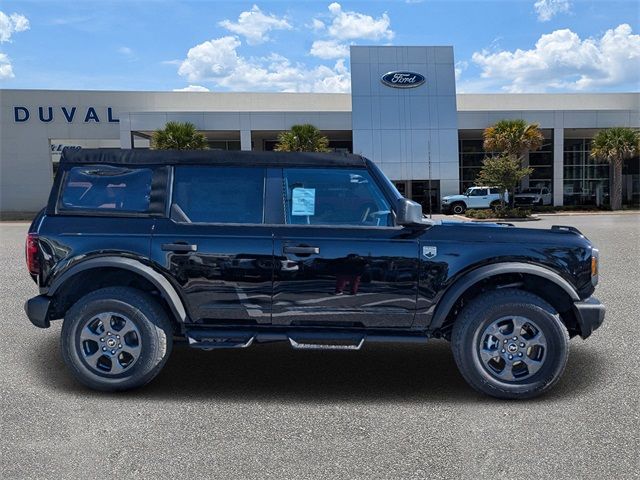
[25,149,605,399]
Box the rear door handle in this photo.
[283,246,320,255]
[161,243,198,252]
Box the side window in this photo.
[283,168,392,227]
[59,165,152,213]
[172,166,264,224]
[489,188,500,195]
[469,188,486,196]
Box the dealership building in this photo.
[1,45,639,214]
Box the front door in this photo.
[151,166,273,324]
[466,187,489,208]
[272,167,419,328]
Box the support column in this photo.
[119,113,132,149]
[553,127,564,206]
[240,130,252,151]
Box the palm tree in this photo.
[274,124,330,152]
[482,119,544,206]
[483,119,544,158]
[590,127,640,210]
[151,121,208,150]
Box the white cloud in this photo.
[325,2,394,41]
[178,36,242,81]
[0,12,28,80]
[118,46,134,56]
[310,18,325,32]
[309,40,350,60]
[307,3,394,59]
[219,4,291,45]
[471,24,640,92]
[0,11,29,42]
[534,0,571,22]
[177,35,350,93]
[0,52,14,79]
[173,85,210,92]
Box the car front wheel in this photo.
[61,286,173,392]
[451,202,466,215]
[451,288,569,399]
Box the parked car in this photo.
[515,187,552,206]
[441,186,507,214]
[25,149,604,399]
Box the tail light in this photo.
[26,232,40,275]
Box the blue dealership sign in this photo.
[13,106,119,123]
[380,71,426,88]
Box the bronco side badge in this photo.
[422,246,437,259]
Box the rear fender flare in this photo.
[48,256,187,322]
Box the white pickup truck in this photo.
[441,186,506,214]
[514,187,552,206]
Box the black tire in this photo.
[451,288,569,399]
[61,287,173,392]
[490,200,501,209]
[451,202,466,215]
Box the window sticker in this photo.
[291,188,315,216]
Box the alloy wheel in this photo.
[477,315,547,382]
[77,312,142,375]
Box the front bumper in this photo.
[573,296,605,339]
[25,295,52,329]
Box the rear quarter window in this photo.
[59,165,153,213]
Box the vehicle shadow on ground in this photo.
[32,334,607,404]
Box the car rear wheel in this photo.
[61,286,173,392]
[451,288,569,399]
[451,202,466,215]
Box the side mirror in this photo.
[396,198,427,228]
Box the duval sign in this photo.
[381,71,425,88]
[13,106,119,123]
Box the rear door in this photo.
[271,167,419,328]
[151,166,274,325]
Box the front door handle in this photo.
[283,246,320,255]
[161,242,198,252]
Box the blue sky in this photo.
[0,0,638,93]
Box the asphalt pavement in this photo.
[1,214,638,479]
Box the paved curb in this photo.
[535,211,639,216]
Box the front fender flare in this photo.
[429,262,580,331]
[48,256,188,322]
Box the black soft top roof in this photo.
[60,148,367,167]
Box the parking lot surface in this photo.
[1,214,638,479]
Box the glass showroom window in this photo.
[528,133,554,190]
[458,134,554,194]
[458,139,489,193]
[563,138,610,206]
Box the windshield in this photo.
[520,188,539,194]
[465,188,486,196]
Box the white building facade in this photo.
[1,46,638,214]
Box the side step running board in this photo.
[184,328,428,350]
[288,337,365,351]
[187,330,255,350]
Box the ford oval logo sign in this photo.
[381,71,425,88]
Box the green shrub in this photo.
[465,207,531,219]
[465,209,496,219]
